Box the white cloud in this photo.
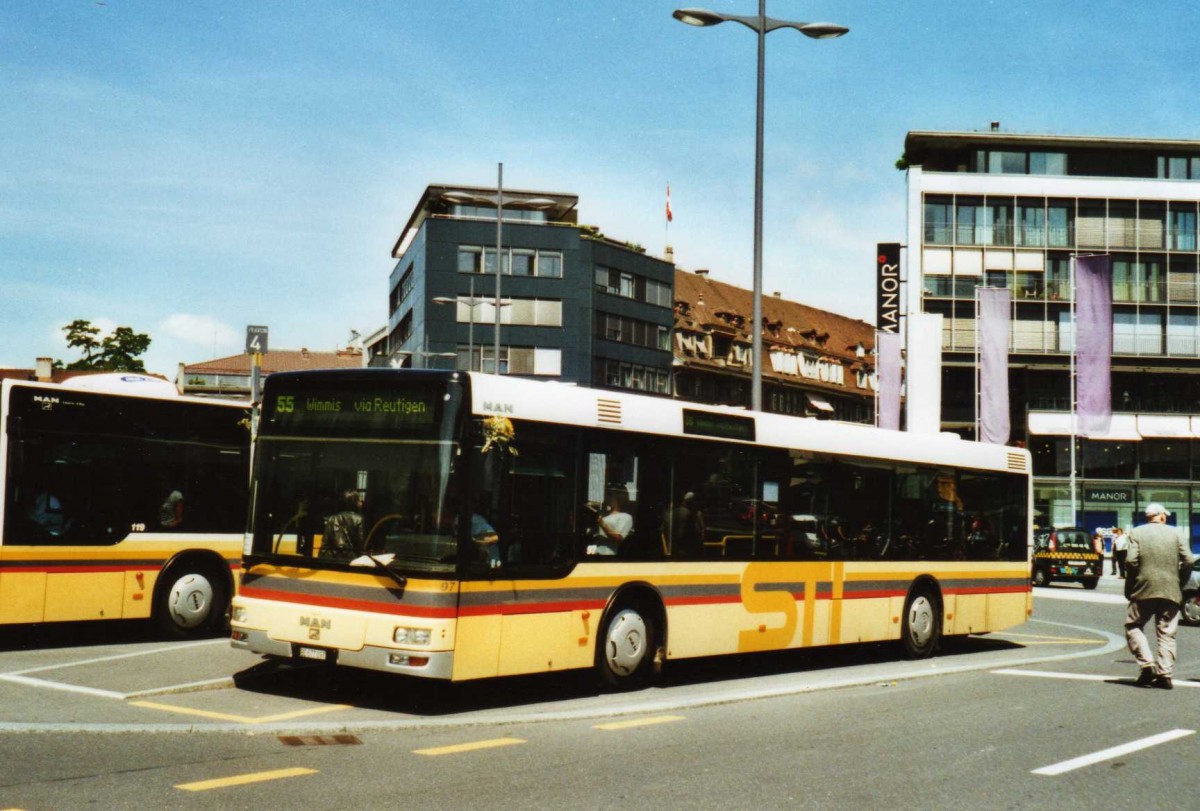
[159,314,240,349]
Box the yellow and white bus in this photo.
[0,375,250,636]
[232,369,1031,687]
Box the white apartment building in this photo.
[904,129,1200,545]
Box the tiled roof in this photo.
[183,349,363,375]
[673,269,875,393]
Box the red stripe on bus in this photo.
[238,586,457,619]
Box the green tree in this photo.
[61,320,152,372]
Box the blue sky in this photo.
[4,1,1199,376]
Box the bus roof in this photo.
[464,372,1030,476]
[1,377,248,409]
[256,369,1029,476]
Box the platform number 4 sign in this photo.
[246,325,268,355]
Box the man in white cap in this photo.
[1125,502,1194,689]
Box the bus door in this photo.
[1,397,132,623]
[458,419,583,679]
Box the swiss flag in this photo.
[666,183,673,223]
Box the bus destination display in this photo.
[265,386,443,436]
[681,408,755,442]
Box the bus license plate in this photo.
[297,646,329,661]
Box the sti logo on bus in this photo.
[483,402,514,414]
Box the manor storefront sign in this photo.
[1084,487,1133,504]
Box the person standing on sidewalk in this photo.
[1125,503,1193,689]
[1112,527,1129,577]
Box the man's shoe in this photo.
[1153,675,1173,690]
[1136,668,1157,687]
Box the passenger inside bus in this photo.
[159,487,184,528]
[320,489,364,559]
[468,498,501,568]
[26,490,71,537]
[589,490,632,556]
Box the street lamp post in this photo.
[440,170,554,375]
[433,276,511,372]
[389,335,457,370]
[673,4,847,411]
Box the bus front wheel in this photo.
[901,587,940,660]
[596,600,657,689]
[155,564,227,638]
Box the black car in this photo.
[1031,527,1102,589]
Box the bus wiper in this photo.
[352,552,408,588]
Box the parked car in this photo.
[1181,558,1200,625]
[1031,527,1102,589]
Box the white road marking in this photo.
[0,638,231,699]
[0,638,225,677]
[1032,729,1195,776]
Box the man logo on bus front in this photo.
[309,627,321,640]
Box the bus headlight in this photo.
[231,606,247,623]
[393,626,431,645]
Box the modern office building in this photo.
[904,129,1200,542]
[386,184,675,393]
[672,269,875,423]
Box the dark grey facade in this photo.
[385,185,674,393]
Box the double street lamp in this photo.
[441,166,554,375]
[673,4,847,411]
[433,276,512,373]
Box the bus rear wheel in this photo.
[155,564,227,638]
[901,587,940,659]
[596,599,657,690]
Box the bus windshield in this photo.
[247,372,466,574]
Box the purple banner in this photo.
[1075,254,1113,435]
[978,287,1010,444]
[876,330,902,430]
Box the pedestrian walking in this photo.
[1112,526,1128,577]
[1125,503,1193,689]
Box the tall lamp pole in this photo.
[673,4,847,411]
[441,172,553,375]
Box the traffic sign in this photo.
[246,325,268,355]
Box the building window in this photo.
[924,196,952,244]
[594,266,673,308]
[458,297,562,327]
[955,198,983,245]
[975,150,1067,175]
[1156,156,1200,179]
[1016,199,1045,247]
[1169,205,1197,250]
[458,246,563,278]
[595,312,671,351]
[390,264,415,315]
[450,204,548,223]
[389,311,413,351]
[595,359,669,394]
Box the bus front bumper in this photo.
[231,628,454,680]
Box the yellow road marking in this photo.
[413,737,525,756]
[176,767,317,792]
[594,715,686,731]
[130,700,351,724]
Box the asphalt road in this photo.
[1,574,1196,810]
